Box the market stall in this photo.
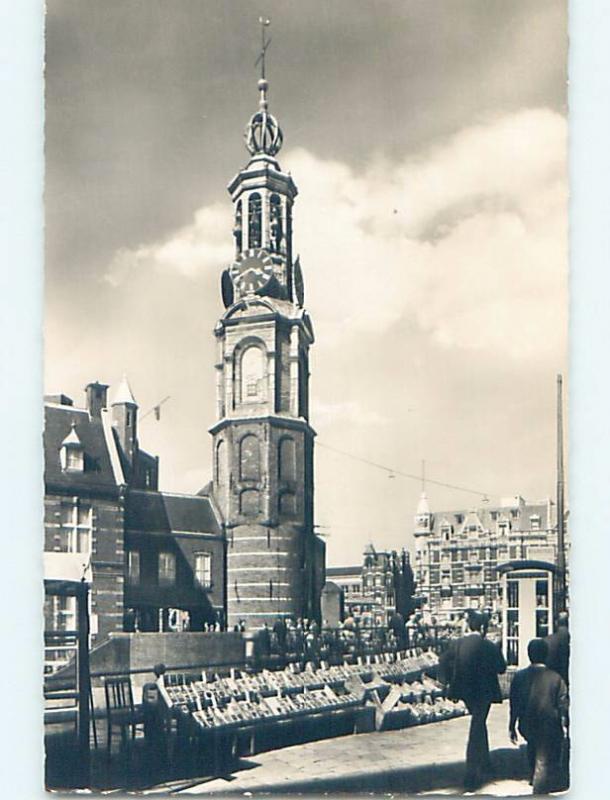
[155,648,466,775]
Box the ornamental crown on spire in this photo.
[244,18,283,157]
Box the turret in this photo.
[414,491,433,551]
[111,375,138,467]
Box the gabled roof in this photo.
[44,404,119,492]
[125,490,222,537]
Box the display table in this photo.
[156,648,461,774]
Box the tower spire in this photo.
[245,17,283,157]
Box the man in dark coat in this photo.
[440,610,506,791]
[273,616,287,652]
[509,638,568,794]
[545,611,569,685]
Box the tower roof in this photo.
[60,422,82,449]
[417,491,431,516]
[111,375,137,407]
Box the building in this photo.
[43,379,225,667]
[327,546,415,626]
[209,58,325,628]
[413,492,563,624]
[44,39,325,646]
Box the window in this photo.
[58,503,92,554]
[195,552,212,588]
[278,437,296,481]
[127,550,140,584]
[279,492,296,516]
[240,489,260,516]
[66,449,83,471]
[158,551,176,586]
[239,434,260,480]
[233,199,243,251]
[248,192,262,248]
[240,346,266,404]
[469,550,479,563]
[49,594,76,632]
[530,515,541,531]
[270,193,282,251]
[442,526,451,542]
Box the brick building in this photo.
[43,379,225,665]
[209,61,325,628]
[413,492,563,624]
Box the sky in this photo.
[44,0,568,566]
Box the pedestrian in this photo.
[440,610,506,791]
[545,611,570,685]
[273,615,287,652]
[258,622,271,657]
[509,638,569,794]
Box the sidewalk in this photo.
[151,702,533,796]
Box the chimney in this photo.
[85,381,109,418]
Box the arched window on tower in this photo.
[270,193,282,252]
[240,345,266,404]
[240,434,260,481]
[233,199,243,253]
[215,439,228,485]
[248,192,262,249]
[278,437,296,481]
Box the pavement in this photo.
[145,702,540,796]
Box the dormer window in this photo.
[530,515,541,531]
[60,423,84,473]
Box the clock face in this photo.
[229,249,274,295]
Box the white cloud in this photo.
[103,108,567,363]
[104,203,233,286]
[285,107,567,359]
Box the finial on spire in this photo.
[255,17,271,111]
[245,17,283,157]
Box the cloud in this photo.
[103,107,567,364]
[285,107,567,359]
[104,203,233,287]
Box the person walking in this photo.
[440,610,506,791]
[509,638,569,794]
[545,611,570,685]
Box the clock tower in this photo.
[210,22,324,629]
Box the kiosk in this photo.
[498,559,555,668]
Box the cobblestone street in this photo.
[139,703,538,796]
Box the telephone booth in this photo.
[498,559,555,668]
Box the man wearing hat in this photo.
[440,609,507,791]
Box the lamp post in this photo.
[554,374,567,623]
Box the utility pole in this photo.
[554,373,567,623]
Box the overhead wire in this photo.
[316,440,491,500]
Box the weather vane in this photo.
[255,17,271,80]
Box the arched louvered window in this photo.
[233,199,243,252]
[248,192,262,248]
[240,345,266,404]
[270,193,282,252]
